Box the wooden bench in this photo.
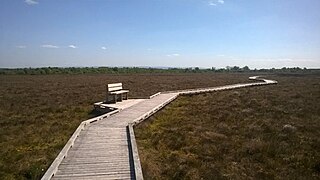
[106,83,129,103]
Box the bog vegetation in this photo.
[0,73,252,179]
[135,73,320,179]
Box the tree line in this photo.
[0,66,314,75]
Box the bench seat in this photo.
[109,90,129,94]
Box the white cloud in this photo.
[217,54,225,57]
[217,0,224,4]
[208,2,217,6]
[16,45,26,48]
[167,53,180,57]
[41,44,59,48]
[25,0,38,5]
[208,0,224,6]
[68,45,78,49]
[101,46,107,50]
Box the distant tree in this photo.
[230,66,240,71]
[242,66,250,71]
[184,68,191,72]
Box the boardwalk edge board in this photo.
[132,94,179,125]
[42,76,277,179]
[149,92,161,99]
[127,124,144,180]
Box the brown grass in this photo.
[135,73,320,179]
[0,73,252,179]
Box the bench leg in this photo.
[124,93,128,100]
[119,94,123,102]
[113,95,117,103]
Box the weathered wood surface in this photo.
[44,77,277,180]
[49,93,178,180]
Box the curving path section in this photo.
[42,76,277,180]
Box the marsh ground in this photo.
[135,73,320,179]
[0,73,252,179]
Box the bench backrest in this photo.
[107,83,123,92]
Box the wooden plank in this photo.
[110,90,129,94]
[107,83,122,88]
[52,174,132,180]
[52,171,131,178]
[60,160,130,166]
[58,163,130,169]
[108,86,123,92]
[57,169,131,174]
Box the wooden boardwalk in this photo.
[49,93,179,180]
[43,77,277,180]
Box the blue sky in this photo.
[0,0,319,68]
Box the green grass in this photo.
[0,73,252,179]
[135,73,320,179]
